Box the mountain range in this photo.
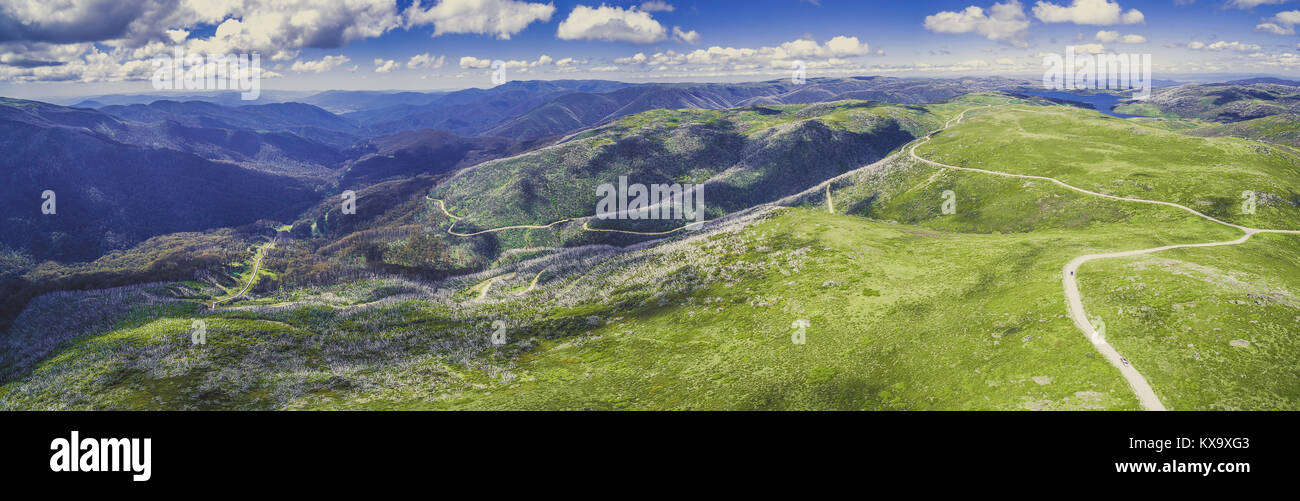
[3,75,1299,371]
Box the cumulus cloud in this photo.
[612,36,874,75]
[1257,10,1300,35]
[373,58,398,72]
[1245,50,1300,68]
[1256,22,1294,34]
[0,0,191,45]
[1032,0,1144,25]
[1094,30,1146,43]
[614,52,647,64]
[404,0,555,40]
[556,4,674,43]
[673,26,701,44]
[0,0,402,82]
[459,56,493,68]
[180,1,403,60]
[290,54,350,73]
[1188,40,1263,51]
[0,0,402,54]
[456,53,577,74]
[0,39,281,83]
[407,53,447,69]
[923,1,1031,46]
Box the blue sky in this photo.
[4,0,1300,99]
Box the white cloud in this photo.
[923,1,1031,46]
[165,29,190,44]
[407,53,446,69]
[1257,10,1300,35]
[459,56,493,68]
[290,54,350,73]
[639,1,675,12]
[824,36,871,56]
[1069,43,1106,54]
[673,26,701,44]
[556,4,674,43]
[1245,51,1300,68]
[1094,30,1146,43]
[457,54,561,72]
[405,0,556,40]
[1032,0,1144,25]
[615,52,648,64]
[1188,40,1262,52]
[1228,0,1291,8]
[182,0,403,58]
[613,36,875,75]
[1,0,403,83]
[373,58,398,72]
[1256,22,1295,35]
[1272,10,1300,24]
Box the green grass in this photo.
[1112,102,1180,119]
[1186,114,1300,149]
[5,98,1299,411]
[425,99,951,252]
[1077,232,1300,410]
[917,105,1300,229]
[380,206,1232,410]
[208,242,274,305]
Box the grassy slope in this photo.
[1184,114,1300,150]
[916,105,1300,229]
[1078,233,1300,410]
[415,207,1233,411]
[427,100,942,250]
[5,97,1299,410]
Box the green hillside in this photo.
[4,97,1299,411]
[428,100,943,248]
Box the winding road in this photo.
[211,244,268,309]
[427,103,1299,410]
[910,105,1300,411]
[427,196,707,237]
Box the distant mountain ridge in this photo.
[98,100,363,147]
[56,77,1033,145]
[0,97,318,262]
[1127,82,1300,121]
[481,77,1031,141]
[1225,77,1300,87]
[0,76,1036,267]
[338,129,549,189]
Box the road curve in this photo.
[427,196,706,237]
[910,105,1300,411]
[211,245,267,308]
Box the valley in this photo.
[2,81,1298,411]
